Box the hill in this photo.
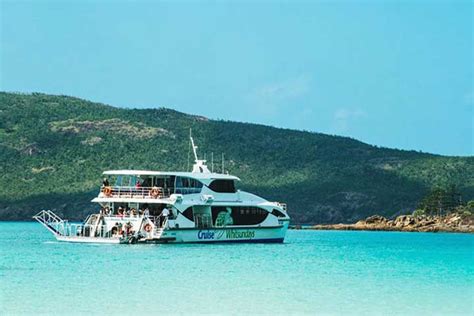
[1,92,473,223]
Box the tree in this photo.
[418,185,463,216]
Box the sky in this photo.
[1,0,472,156]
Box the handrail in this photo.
[58,223,132,238]
[33,210,65,236]
[34,211,170,240]
[99,186,174,199]
[99,186,202,199]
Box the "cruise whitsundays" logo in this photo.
[197,229,255,240]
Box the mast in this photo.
[211,152,214,173]
[190,129,199,163]
[189,129,210,174]
[222,153,224,173]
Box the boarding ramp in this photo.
[33,210,65,236]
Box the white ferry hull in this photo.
[160,222,289,244]
[56,236,121,244]
[50,221,289,244]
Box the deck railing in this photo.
[99,186,173,199]
[54,223,143,238]
[34,210,170,239]
[99,186,202,199]
[62,218,167,237]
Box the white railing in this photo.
[99,186,174,199]
[58,223,131,238]
[99,186,202,199]
[34,210,171,240]
[33,210,65,236]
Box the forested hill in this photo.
[1,92,473,223]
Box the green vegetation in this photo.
[1,92,473,223]
[413,185,473,217]
[417,185,461,215]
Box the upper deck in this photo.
[96,169,240,201]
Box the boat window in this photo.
[208,180,236,193]
[181,207,194,221]
[153,177,165,188]
[165,176,175,191]
[175,177,203,195]
[116,175,133,187]
[229,206,268,225]
[271,209,286,218]
[211,206,226,223]
[211,206,233,226]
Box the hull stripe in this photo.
[190,238,284,244]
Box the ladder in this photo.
[33,210,64,236]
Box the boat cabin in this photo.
[98,170,239,199]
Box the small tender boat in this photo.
[34,135,290,244]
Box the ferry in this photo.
[34,135,290,244]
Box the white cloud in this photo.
[249,74,311,117]
[332,108,367,134]
[256,75,311,100]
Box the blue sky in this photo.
[1,0,472,156]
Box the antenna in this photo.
[190,130,199,162]
[211,152,214,173]
[221,153,224,174]
[187,129,191,171]
[188,128,211,174]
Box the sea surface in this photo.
[1,222,473,315]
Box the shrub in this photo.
[412,209,426,217]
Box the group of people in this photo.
[99,206,149,217]
[99,205,172,220]
[111,221,135,237]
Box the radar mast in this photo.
[189,129,210,174]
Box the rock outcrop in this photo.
[306,213,474,233]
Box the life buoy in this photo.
[103,186,112,197]
[144,223,152,232]
[150,187,162,198]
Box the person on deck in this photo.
[160,206,170,227]
[102,178,109,187]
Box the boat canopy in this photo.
[102,170,240,182]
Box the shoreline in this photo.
[291,213,474,234]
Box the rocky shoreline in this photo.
[295,213,474,233]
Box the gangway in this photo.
[33,210,65,236]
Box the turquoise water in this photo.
[1,222,473,315]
